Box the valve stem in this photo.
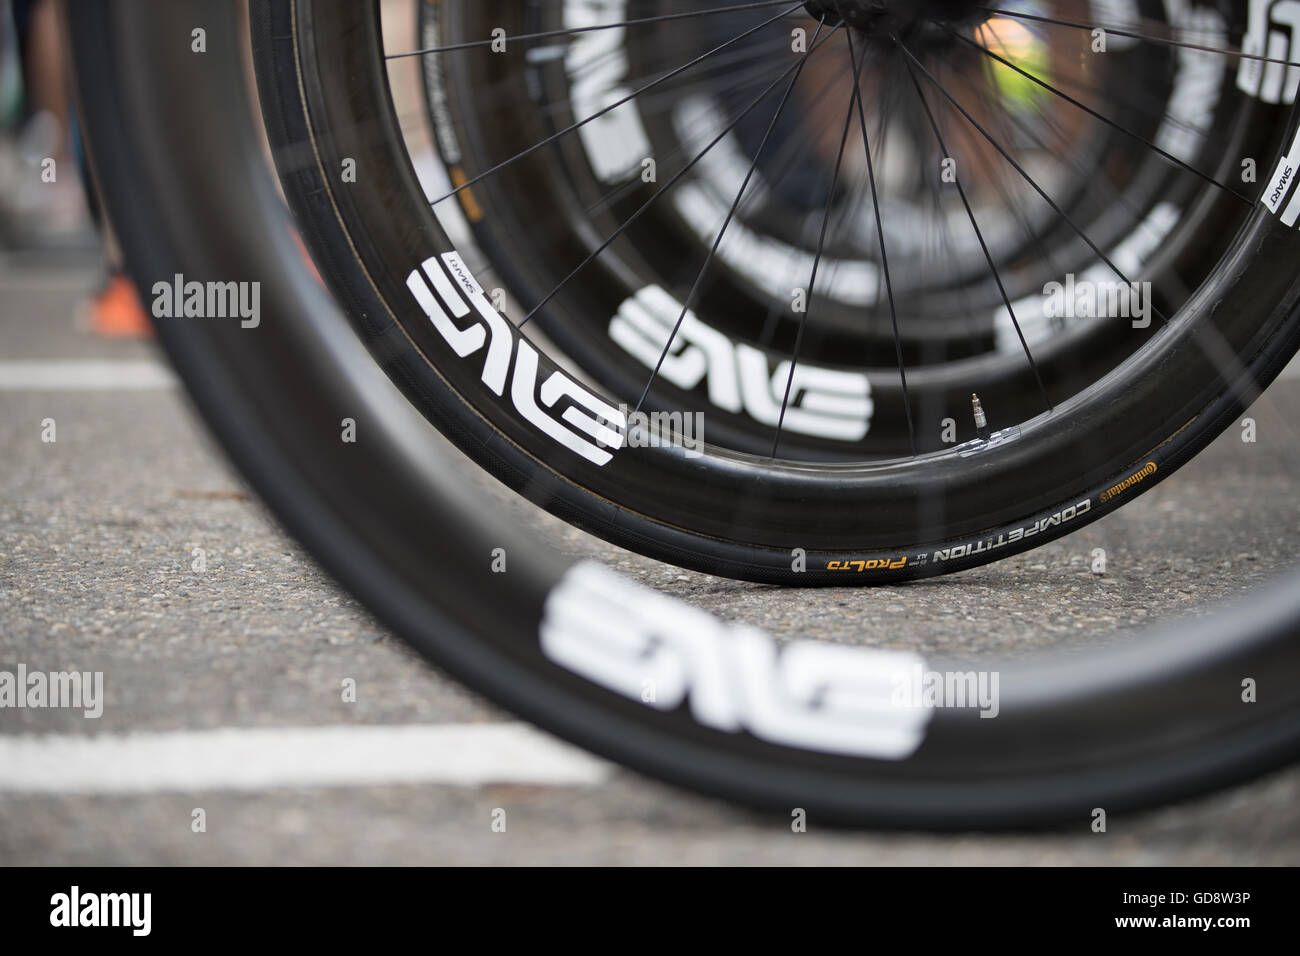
[972,393,991,441]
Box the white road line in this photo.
[0,723,614,793]
[0,360,177,391]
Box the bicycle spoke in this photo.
[899,41,1053,415]
[518,26,844,331]
[636,19,830,414]
[846,31,916,456]
[897,35,1166,328]
[948,23,1255,206]
[772,47,862,459]
[577,49,820,218]
[962,29,1075,302]
[426,1,807,208]
[977,6,1300,68]
[387,0,801,59]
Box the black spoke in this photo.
[579,56,805,219]
[519,26,844,331]
[636,19,830,414]
[772,47,862,459]
[846,30,916,456]
[897,36,1165,327]
[898,40,1053,415]
[948,23,1255,206]
[964,26,1075,308]
[427,1,808,208]
[387,0,801,59]
[978,6,1300,68]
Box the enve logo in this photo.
[541,562,933,759]
[610,285,874,442]
[406,252,627,466]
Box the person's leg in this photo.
[16,0,71,164]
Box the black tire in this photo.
[69,0,1300,827]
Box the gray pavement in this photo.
[2,260,1299,865]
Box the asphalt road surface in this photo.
[2,255,1299,865]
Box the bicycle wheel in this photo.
[69,0,1300,827]
[410,0,1262,456]
[249,0,1300,585]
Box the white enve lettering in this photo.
[611,285,872,441]
[406,254,627,466]
[541,562,932,759]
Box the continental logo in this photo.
[827,558,909,572]
[1100,461,1158,503]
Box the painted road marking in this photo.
[0,723,613,793]
[0,360,177,391]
